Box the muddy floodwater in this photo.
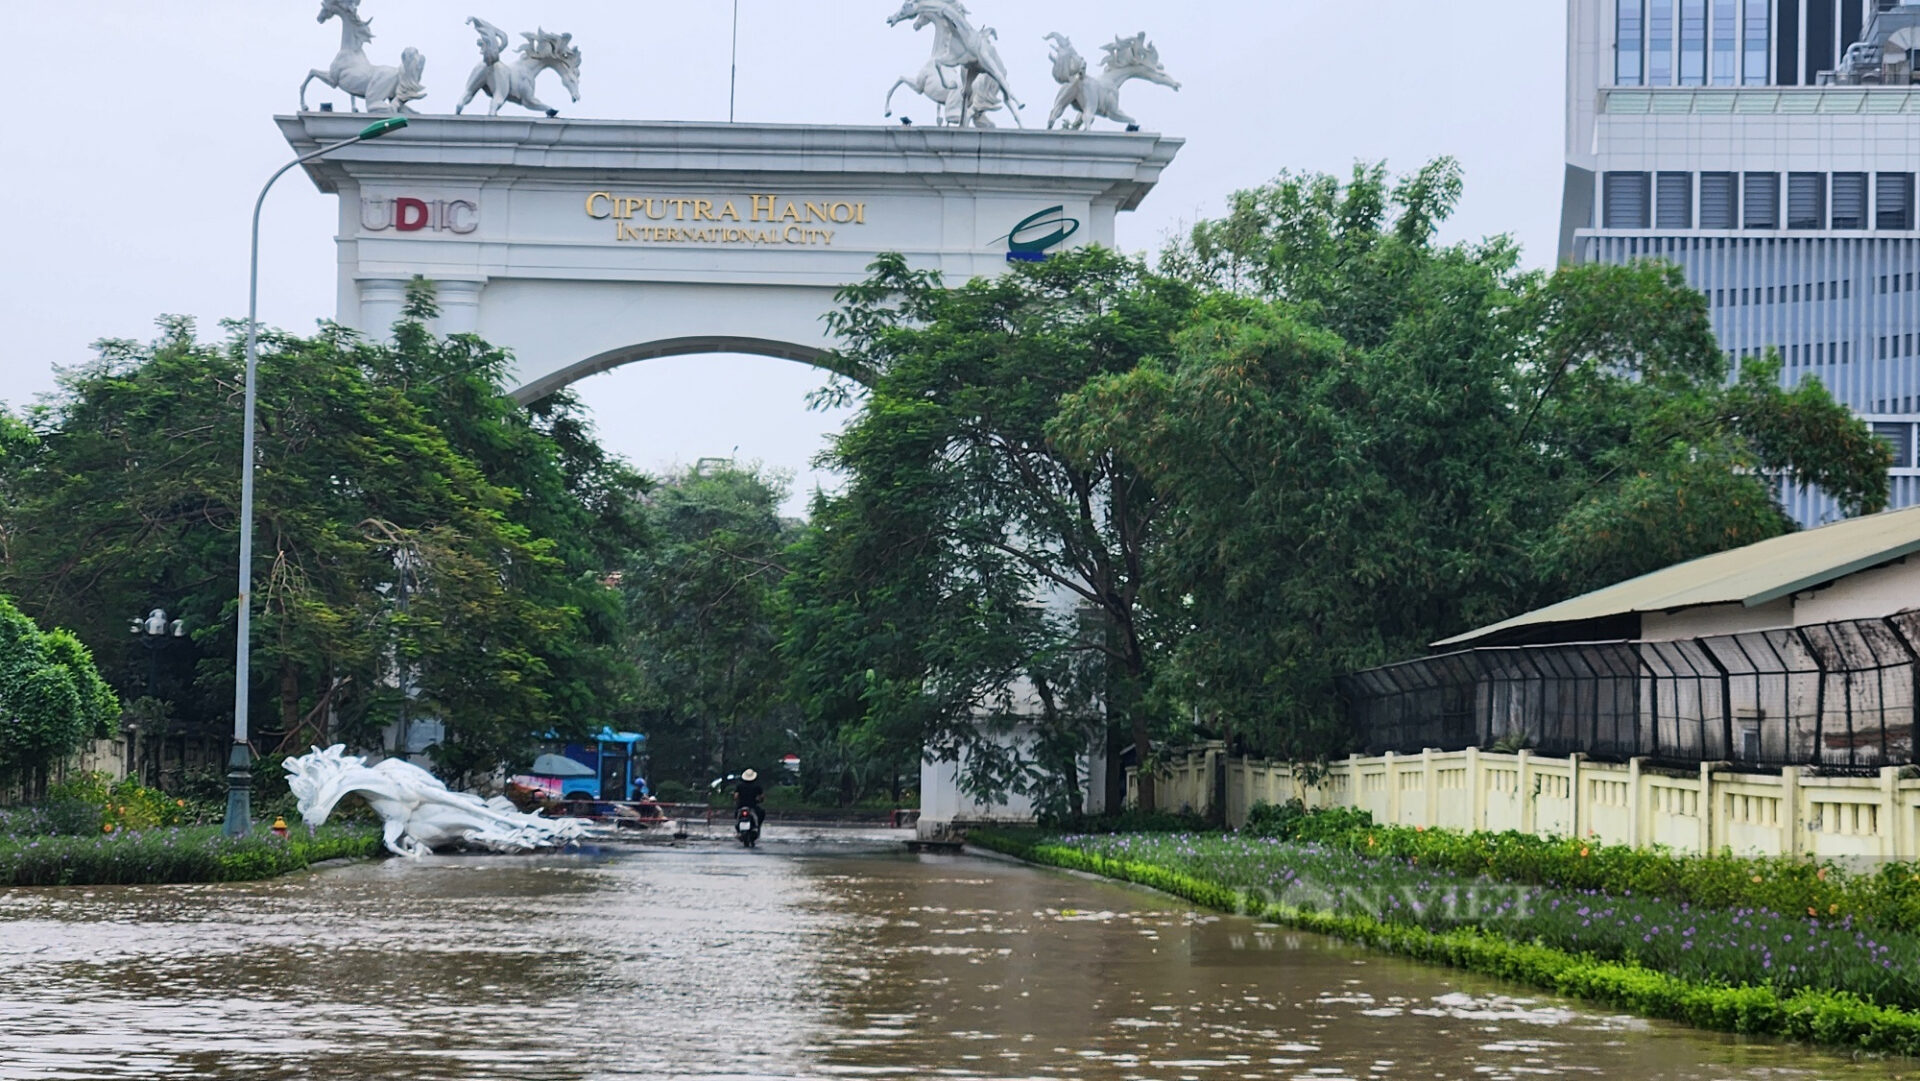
[0,827,1914,1080]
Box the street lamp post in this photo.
[225,116,408,838]
[130,608,186,786]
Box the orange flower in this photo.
[1416,826,1427,833]
[1830,903,1840,915]
[1580,847,1590,858]
[1816,866,1828,881]
[1809,907,1819,917]
[1366,835,1377,847]
[1752,874,1763,883]
[102,823,113,833]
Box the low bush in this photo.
[974,831,1920,1057]
[0,824,382,887]
[1040,808,1215,834]
[1241,801,1920,935]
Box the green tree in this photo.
[0,295,647,787]
[0,593,118,792]
[798,249,1198,810]
[621,462,797,784]
[1056,161,1890,760]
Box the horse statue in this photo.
[1045,32,1180,131]
[299,0,427,114]
[286,744,588,858]
[455,19,582,117]
[885,15,1006,126]
[886,0,1023,128]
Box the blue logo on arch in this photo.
[1002,206,1081,263]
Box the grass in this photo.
[973,827,1920,1056]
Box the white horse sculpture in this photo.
[300,0,427,114]
[884,14,1006,126]
[886,0,1022,128]
[286,744,587,858]
[1045,32,1180,131]
[455,19,582,117]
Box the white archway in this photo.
[279,114,1181,400]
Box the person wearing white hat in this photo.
[734,769,766,832]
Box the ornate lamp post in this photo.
[128,608,186,786]
[226,116,408,838]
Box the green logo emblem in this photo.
[1002,206,1081,263]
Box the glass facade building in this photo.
[1567,0,1920,524]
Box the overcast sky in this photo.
[1,2,1565,515]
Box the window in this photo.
[1787,173,1825,229]
[1650,0,1675,84]
[1878,173,1914,231]
[1742,0,1768,84]
[1833,173,1869,229]
[1618,0,1645,85]
[1743,172,1779,228]
[1604,172,1652,228]
[1700,172,1738,227]
[1711,0,1737,84]
[1874,423,1914,469]
[1680,0,1707,84]
[1656,172,1693,227]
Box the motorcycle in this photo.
[734,804,761,848]
[712,774,764,848]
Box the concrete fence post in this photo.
[1383,751,1400,825]
[1569,753,1585,840]
[1627,757,1645,849]
[1884,766,1903,861]
[1422,747,1438,828]
[1700,761,1719,855]
[1780,766,1802,859]
[1517,749,1534,835]
[1465,746,1484,832]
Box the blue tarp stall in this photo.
[555,728,648,799]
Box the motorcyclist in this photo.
[734,769,766,830]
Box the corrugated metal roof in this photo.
[1434,505,1920,648]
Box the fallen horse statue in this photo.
[286,744,588,857]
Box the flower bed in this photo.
[1241,803,1920,936]
[0,824,382,887]
[971,828,1920,1056]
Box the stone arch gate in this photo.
[279,114,1182,402]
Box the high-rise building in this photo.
[1565,0,1920,523]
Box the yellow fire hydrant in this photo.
[271,817,289,838]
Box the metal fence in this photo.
[1340,613,1920,771]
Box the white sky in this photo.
[0,2,1565,516]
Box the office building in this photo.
[1565,0,1920,522]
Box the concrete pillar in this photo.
[358,278,410,339]
[1627,756,1646,849]
[1517,750,1534,835]
[1781,766,1802,858]
[435,279,485,336]
[1383,751,1399,825]
[1569,753,1585,840]
[1466,746,1485,832]
[1422,747,1438,827]
[1883,766,1903,861]
[1699,761,1718,855]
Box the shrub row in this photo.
[969,829,1920,1056]
[1244,801,1920,934]
[0,824,382,887]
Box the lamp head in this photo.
[358,116,408,140]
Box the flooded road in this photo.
[0,826,1912,1080]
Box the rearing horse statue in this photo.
[286,745,587,858]
[300,0,426,114]
[886,0,1023,128]
[455,19,583,117]
[1046,32,1180,131]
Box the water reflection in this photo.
[0,829,1909,1080]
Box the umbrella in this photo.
[529,754,597,778]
